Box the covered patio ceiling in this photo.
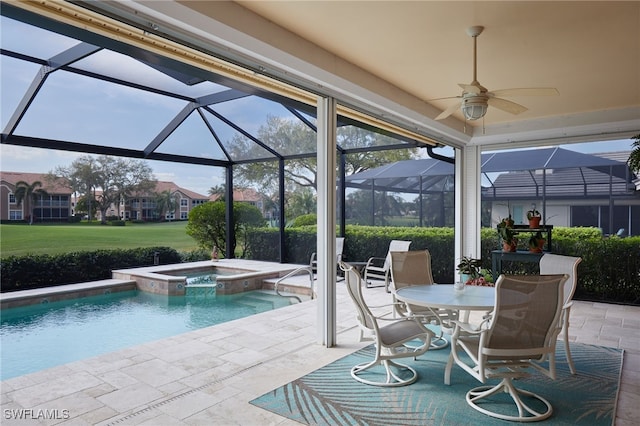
[180,1,640,148]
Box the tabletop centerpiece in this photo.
[456,256,489,286]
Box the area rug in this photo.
[250,342,622,425]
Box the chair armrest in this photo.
[366,257,386,268]
[370,302,407,320]
[451,317,490,334]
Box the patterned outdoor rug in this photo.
[250,342,622,425]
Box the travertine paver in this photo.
[1,284,638,425]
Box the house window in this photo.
[181,199,188,206]
[9,193,16,204]
[9,210,22,220]
[181,212,188,220]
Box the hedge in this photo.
[1,247,182,292]
[2,227,638,305]
[247,225,640,305]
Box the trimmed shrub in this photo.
[290,214,317,227]
[247,225,640,305]
[1,246,181,292]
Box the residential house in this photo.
[484,151,639,236]
[0,172,73,222]
[121,181,208,221]
[209,188,270,219]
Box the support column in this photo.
[317,96,337,347]
[455,146,482,272]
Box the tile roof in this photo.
[0,171,72,194]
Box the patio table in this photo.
[394,284,496,383]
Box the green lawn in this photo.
[0,222,199,258]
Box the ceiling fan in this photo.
[434,26,559,122]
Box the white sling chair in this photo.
[389,250,458,349]
[539,253,582,374]
[364,239,411,292]
[445,274,568,422]
[310,237,345,278]
[339,261,434,387]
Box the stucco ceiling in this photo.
[208,1,639,147]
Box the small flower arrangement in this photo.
[466,271,494,286]
[457,256,482,278]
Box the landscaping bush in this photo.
[247,225,640,305]
[290,214,317,227]
[179,248,211,262]
[1,246,181,292]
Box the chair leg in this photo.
[350,359,418,387]
[444,352,454,385]
[466,378,553,422]
[564,327,576,375]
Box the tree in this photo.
[208,184,226,200]
[51,156,101,222]
[52,155,156,224]
[286,187,316,221]
[186,201,266,258]
[75,195,97,219]
[628,133,640,174]
[232,116,418,193]
[13,180,48,224]
[155,190,180,221]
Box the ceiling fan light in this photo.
[461,97,488,121]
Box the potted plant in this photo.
[457,256,483,284]
[497,217,518,252]
[528,232,546,253]
[527,208,542,228]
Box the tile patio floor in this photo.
[1,284,639,425]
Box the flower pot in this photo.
[502,241,517,252]
[528,216,541,228]
[529,238,546,253]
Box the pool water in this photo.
[0,288,292,380]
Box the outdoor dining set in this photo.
[337,241,582,422]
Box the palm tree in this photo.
[628,133,640,174]
[155,190,180,221]
[208,184,226,201]
[13,180,48,224]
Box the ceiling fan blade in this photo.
[490,87,559,97]
[458,83,481,94]
[435,100,462,120]
[429,95,462,101]
[488,97,528,115]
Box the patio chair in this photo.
[364,239,411,292]
[339,261,435,387]
[444,274,568,422]
[539,253,583,374]
[389,250,458,349]
[310,237,345,278]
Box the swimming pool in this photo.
[0,287,292,380]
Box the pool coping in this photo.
[1,259,313,308]
[0,279,137,309]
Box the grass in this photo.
[0,221,199,258]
